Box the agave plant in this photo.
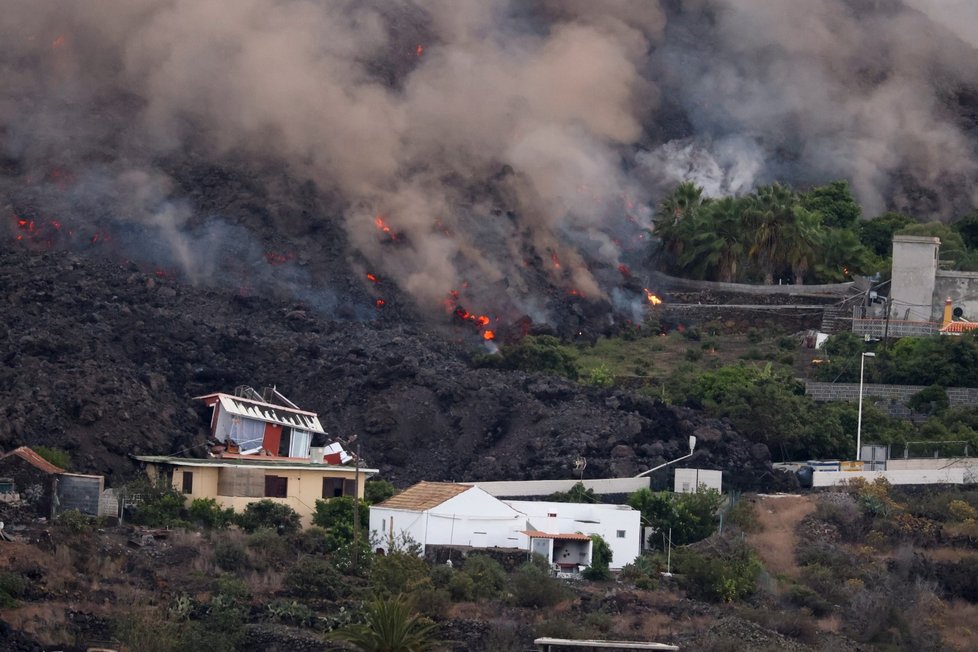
[327,595,439,652]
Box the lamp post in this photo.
[856,352,876,461]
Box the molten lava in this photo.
[375,299,385,308]
[551,252,561,268]
[374,215,398,241]
[366,273,379,283]
[416,44,424,57]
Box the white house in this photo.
[369,482,643,571]
[503,500,642,570]
[369,482,527,554]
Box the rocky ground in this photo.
[0,245,791,490]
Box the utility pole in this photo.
[352,442,361,569]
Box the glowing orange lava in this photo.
[366,273,378,283]
[643,288,663,306]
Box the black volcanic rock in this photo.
[0,246,790,491]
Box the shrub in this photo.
[370,551,432,597]
[0,570,28,608]
[283,556,342,599]
[33,445,71,470]
[684,348,703,362]
[132,491,186,527]
[510,556,569,608]
[726,498,760,533]
[582,535,613,581]
[448,572,475,601]
[461,555,506,600]
[55,509,97,534]
[290,526,330,555]
[235,500,300,534]
[474,335,580,379]
[948,499,978,522]
[245,528,292,570]
[213,541,248,572]
[673,542,761,602]
[786,584,833,617]
[586,364,615,388]
[365,479,396,505]
[187,498,235,529]
[312,497,368,549]
[619,554,659,590]
[266,599,316,626]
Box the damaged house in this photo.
[369,481,641,571]
[135,386,375,526]
[0,446,106,518]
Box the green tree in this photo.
[654,182,709,268]
[628,488,723,549]
[312,497,368,550]
[813,228,878,282]
[366,479,397,505]
[953,211,978,250]
[327,595,438,652]
[858,211,914,257]
[582,534,613,581]
[801,180,861,229]
[547,482,596,503]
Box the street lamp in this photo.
[856,352,876,461]
[634,436,697,478]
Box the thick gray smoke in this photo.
[2,0,978,322]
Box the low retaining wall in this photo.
[469,477,650,497]
[812,468,965,487]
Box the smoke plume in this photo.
[2,1,978,324]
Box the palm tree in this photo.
[745,183,797,284]
[327,595,439,652]
[679,197,749,282]
[654,182,709,272]
[780,206,822,284]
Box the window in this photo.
[181,471,193,494]
[229,417,264,451]
[264,475,288,498]
[323,477,344,498]
[616,530,626,539]
[323,477,358,498]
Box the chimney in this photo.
[943,297,953,327]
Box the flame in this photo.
[366,273,379,283]
[374,215,398,240]
[375,299,385,308]
[416,44,424,57]
[483,330,495,341]
[643,288,663,306]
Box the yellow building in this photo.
[134,454,378,526]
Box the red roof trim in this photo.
[0,446,66,474]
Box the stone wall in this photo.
[934,270,978,322]
[805,381,978,420]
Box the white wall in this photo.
[503,500,641,569]
[368,487,527,554]
[674,469,722,493]
[471,477,651,497]
[811,468,965,487]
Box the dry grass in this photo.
[938,600,978,651]
[746,494,816,579]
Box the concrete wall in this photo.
[934,270,978,322]
[890,235,940,321]
[504,500,641,569]
[674,469,722,493]
[811,468,965,487]
[471,477,650,497]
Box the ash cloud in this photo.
[2,1,978,324]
